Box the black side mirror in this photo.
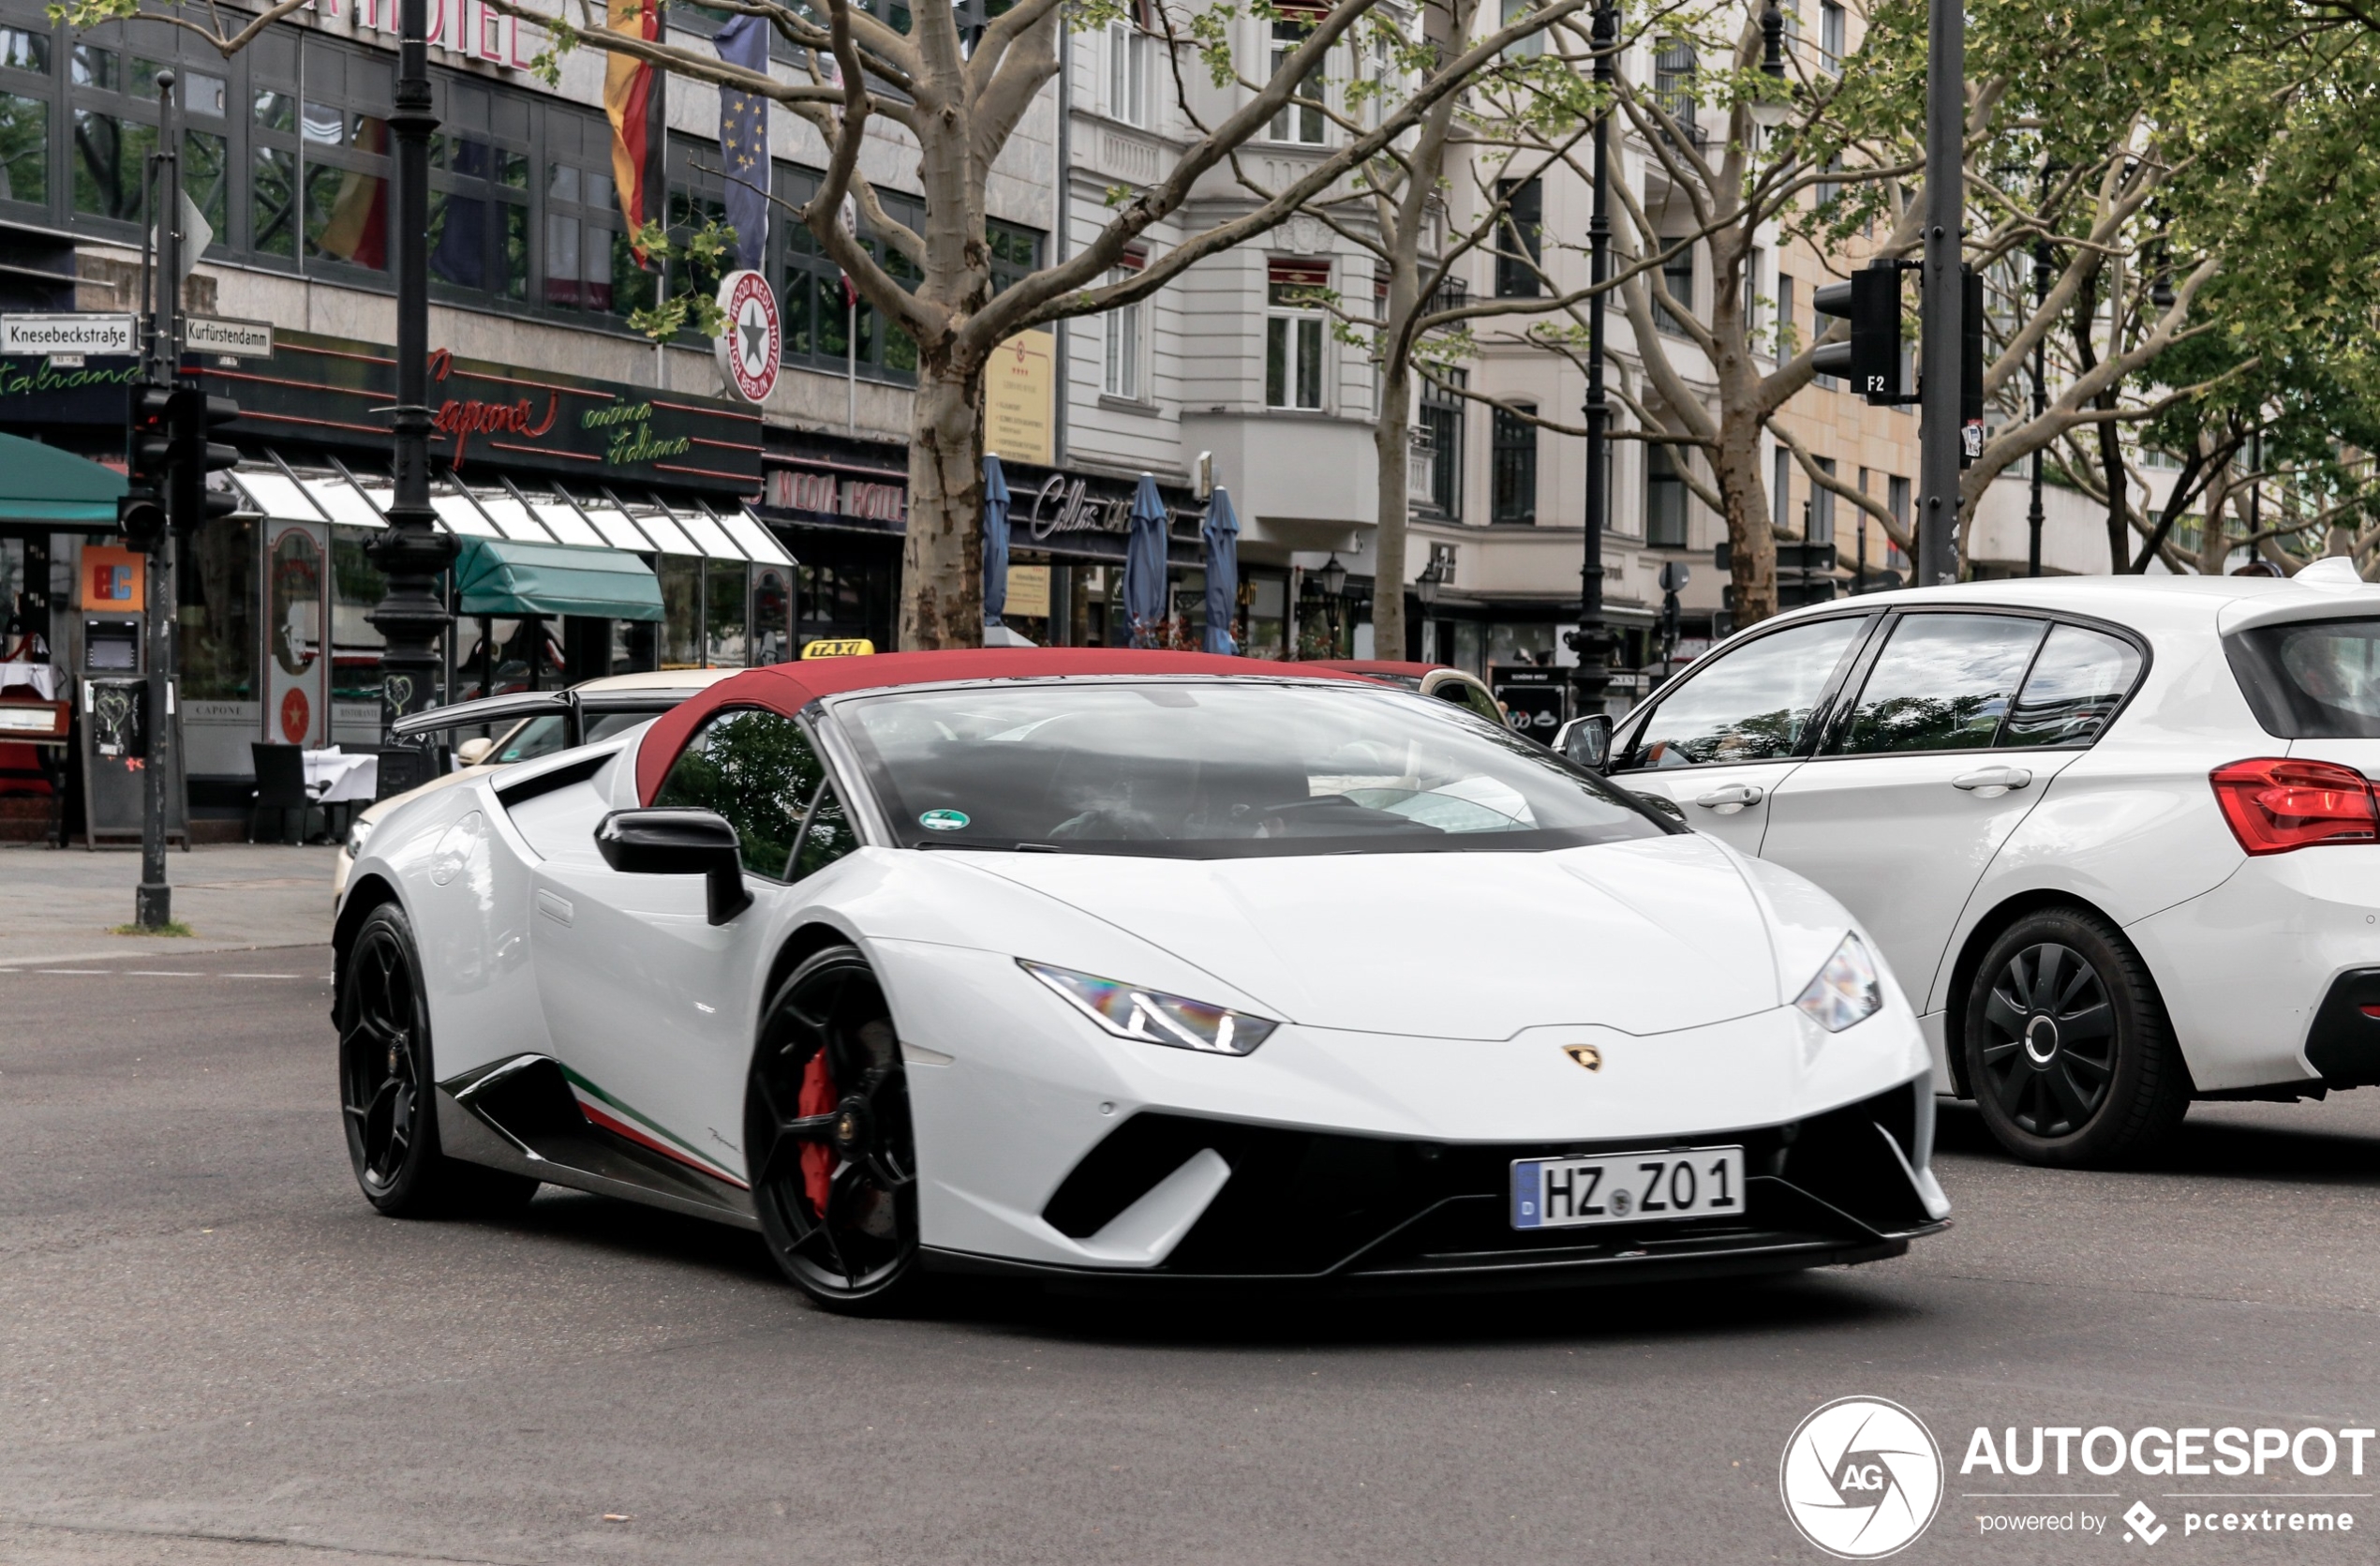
[596,808,752,925]
[1556,714,1614,772]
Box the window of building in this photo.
[1266,256,1328,410]
[543,111,652,320]
[1104,247,1146,399]
[1820,1,1845,72]
[1655,235,1694,336]
[1491,404,1537,525]
[1421,368,1464,517]
[429,79,529,302]
[1494,175,1541,298]
[1743,246,1762,338]
[1809,455,1836,545]
[1778,273,1795,353]
[1887,474,1911,569]
[1652,36,1697,142]
[0,24,51,211]
[1269,19,1326,144]
[1646,443,1688,548]
[1499,0,1542,58]
[1108,12,1151,126]
[1773,445,1792,532]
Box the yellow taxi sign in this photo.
[802,637,875,659]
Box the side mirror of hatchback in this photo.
[596,808,752,925]
[1555,714,1614,773]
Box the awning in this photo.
[0,432,126,528]
[453,537,665,620]
[225,460,795,566]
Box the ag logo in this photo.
[1562,1044,1601,1071]
[1779,1396,1942,1559]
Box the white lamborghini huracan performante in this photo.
[334,649,1949,1310]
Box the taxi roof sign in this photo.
[802,637,875,659]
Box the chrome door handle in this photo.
[1692,783,1764,813]
[1952,766,2033,796]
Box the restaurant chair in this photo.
[250,743,326,844]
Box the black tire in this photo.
[1962,906,2192,1168]
[338,902,540,1217]
[746,947,923,1314]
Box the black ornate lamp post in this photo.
[365,0,455,796]
[1565,0,1619,719]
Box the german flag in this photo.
[604,0,660,260]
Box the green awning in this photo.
[454,536,664,620]
[0,432,127,527]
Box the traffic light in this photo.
[170,389,241,529]
[120,381,174,550]
[1810,260,1907,405]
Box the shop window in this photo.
[1645,443,1688,548]
[1268,19,1325,144]
[1491,404,1536,525]
[331,527,387,703]
[1266,257,1328,410]
[660,555,702,668]
[705,559,748,667]
[179,517,256,702]
[1494,177,1540,298]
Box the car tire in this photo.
[338,902,540,1217]
[1962,906,2192,1168]
[746,946,924,1315]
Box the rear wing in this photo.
[389,688,692,747]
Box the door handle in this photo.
[1952,766,2033,797]
[1693,783,1764,813]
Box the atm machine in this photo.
[70,540,186,847]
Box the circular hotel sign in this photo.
[714,269,781,405]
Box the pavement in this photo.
[0,843,335,967]
[3,950,2378,1564]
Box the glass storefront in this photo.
[179,515,255,700]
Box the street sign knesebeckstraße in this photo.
[0,314,136,357]
[183,316,274,359]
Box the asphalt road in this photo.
[4,947,2377,1566]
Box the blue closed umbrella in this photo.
[982,454,1011,628]
[1122,472,1168,648]
[1201,486,1239,654]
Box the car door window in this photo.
[1620,617,1866,769]
[792,781,860,881]
[2002,624,2143,746]
[1831,614,2047,754]
[652,708,825,882]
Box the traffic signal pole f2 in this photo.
[1917,0,1963,589]
[133,67,181,932]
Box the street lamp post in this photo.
[366,0,456,797]
[136,70,180,930]
[2027,199,2049,578]
[1916,0,1965,588]
[1566,0,1618,720]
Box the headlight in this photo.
[1019,960,1279,1056]
[343,816,376,861]
[1794,933,1882,1033]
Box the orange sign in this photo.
[81,544,145,613]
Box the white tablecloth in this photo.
[0,662,59,700]
[304,748,379,805]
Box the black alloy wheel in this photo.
[1962,906,2191,1168]
[747,946,922,1312]
[338,903,538,1216]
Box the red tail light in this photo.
[2210,758,2380,855]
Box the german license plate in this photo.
[1510,1146,1745,1230]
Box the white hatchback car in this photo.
[1601,563,2380,1167]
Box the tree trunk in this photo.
[1713,418,1775,626]
[1371,360,1411,661]
[900,361,986,650]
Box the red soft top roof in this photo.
[1312,660,1453,677]
[634,648,1368,802]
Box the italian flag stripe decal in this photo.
[558,1064,749,1189]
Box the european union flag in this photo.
[717,12,768,274]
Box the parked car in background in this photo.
[1316,661,1509,727]
[331,669,739,902]
[1592,564,2380,1168]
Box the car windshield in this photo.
[831,679,1672,858]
